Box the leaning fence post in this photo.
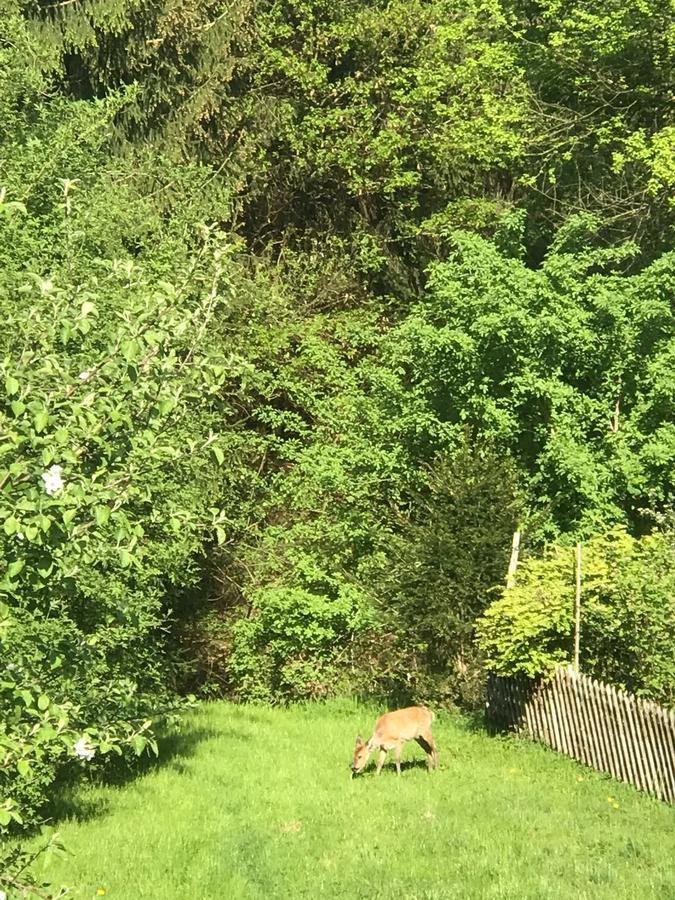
[506,530,521,589]
[573,542,582,671]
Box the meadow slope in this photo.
[36,699,675,900]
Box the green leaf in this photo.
[17,758,31,778]
[34,408,50,433]
[157,397,175,415]
[216,525,227,545]
[37,693,51,710]
[80,300,96,317]
[3,516,19,535]
[36,724,57,742]
[121,339,140,362]
[7,559,24,578]
[0,809,11,826]
[95,506,111,526]
[4,375,19,395]
[131,734,147,755]
[119,549,133,568]
[63,508,77,525]
[10,399,25,416]
[212,445,225,466]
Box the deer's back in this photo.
[373,705,434,746]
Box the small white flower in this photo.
[16,532,24,540]
[0,888,8,900]
[73,737,96,761]
[78,370,90,380]
[41,464,64,496]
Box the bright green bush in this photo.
[227,584,376,702]
[476,528,675,706]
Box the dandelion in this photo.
[96,889,107,896]
[78,370,90,380]
[74,737,96,761]
[42,464,64,496]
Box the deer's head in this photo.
[351,735,371,774]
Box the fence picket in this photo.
[486,667,674,804]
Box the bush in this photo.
[476,527,675,706]
[374,443,522,707]
[0,58,239,825]
[227,584,375,702]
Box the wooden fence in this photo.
[486,666,675,803]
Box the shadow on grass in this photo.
[354,758,433,778]
[43,725,224,827]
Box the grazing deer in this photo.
[351,706,438,776]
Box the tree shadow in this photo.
[43,725,225,827]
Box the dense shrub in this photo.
[374,445,522,707]
[0,35,242,833]
[476,528,675,706]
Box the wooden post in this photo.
[506,530,521,589]
[573,542,582,671]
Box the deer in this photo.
[351,706,438,776]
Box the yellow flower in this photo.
[96,890,106,896]
[576,775,584,782]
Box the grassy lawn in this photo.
[33,698,675,900]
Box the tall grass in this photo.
[33,699,675,899]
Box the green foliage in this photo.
[508,0,675,255]
[376,444,522,706]
[379,229,675,533]
[0,212,231,824]
[0,27,242,834]
[227,585,374,701]
[477,528,675,706]
[0,832,69,899]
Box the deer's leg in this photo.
[427,731,439,769]
[417,732,438,770]
[394,744,402,776]
[415,736,433,770]
[375,748,387,775]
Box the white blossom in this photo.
[73,737,96,761]
[41,464,64,496]
[78,370,90,380]
[0,889,7,900]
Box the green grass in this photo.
[33,699,675,900]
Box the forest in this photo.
[2,0,675,889]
